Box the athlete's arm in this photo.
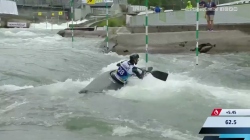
[132,67,145,79]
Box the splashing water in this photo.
[0,28,249,140]
[30,19,88,30]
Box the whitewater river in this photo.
[0,23,250,140]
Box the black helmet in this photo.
[129,54,139,64]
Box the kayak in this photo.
[79,70,124,94]
[79,67,168,94]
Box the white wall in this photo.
[0,0,18,15]
[74,9,82,20]
[128,4,250,26]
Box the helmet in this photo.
[129,54,139,64]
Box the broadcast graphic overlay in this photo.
[199,109,250,140]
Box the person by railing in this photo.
[205,0,217,31]
[185,1,193,10]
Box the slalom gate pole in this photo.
[46,16,47,29]
[71,0,74,46]
[196,0,200,65]
[145,0,148,70]
[106,1,109,50]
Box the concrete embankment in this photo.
[57,15,125,37]
[108,30,250,55]
[58,30,107,38]
[57,23,250,38]
[56,23,250,54]
[127,23,250,34]
[0,14,32,28]
[57,27,121,38]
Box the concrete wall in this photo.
[15,1,123,22]
[0,18,5,28]
[108,30,250,55]
[82,0,127,6]
[110,3,123,15]
[0,14,31,28]
[17,6,69,23]
[112,31,247,46]
[16,4,122,23]
[16,5,92,23]
[113,0,127,5]
[91,4,122,16]
[15,0,128,9]
[17,4,121,23]
[128,4,250,26]
[74,9,81,20]
[126,23,250,33]
[15,0,80,9]
[81,5,91,19]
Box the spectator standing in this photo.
[199,0,206,7]
[199,0,207,19]
[155,6,161,13]
[205,0,217,31]
[185,1,193,10]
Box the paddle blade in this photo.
[151,71,168,81]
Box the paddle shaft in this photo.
[138,67,168,81]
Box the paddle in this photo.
[138,67,168,81]
[150,70,168,81]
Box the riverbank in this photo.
[127,23,250,34]
[56,23,250,54]
[107,30,250,55]
[57,23,250,38]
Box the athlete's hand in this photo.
[142,70,147,76]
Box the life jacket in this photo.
[114,60,135,83]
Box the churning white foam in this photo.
[29,35,63,43]
[100,58,152,73]
[99,60,250,107]
[100,60,186,100]
[112,126,138,136]
[161,129,202,140]
[111,117,201,140]
[0,85,34,92]
[104,52,128,58]
[106,73,180,101]
[101,61,121,73]
[0,100,28,114]
[3,30,38,36]
[50,78,93,91]
[106,70,250,107]
[30,19,88,29]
